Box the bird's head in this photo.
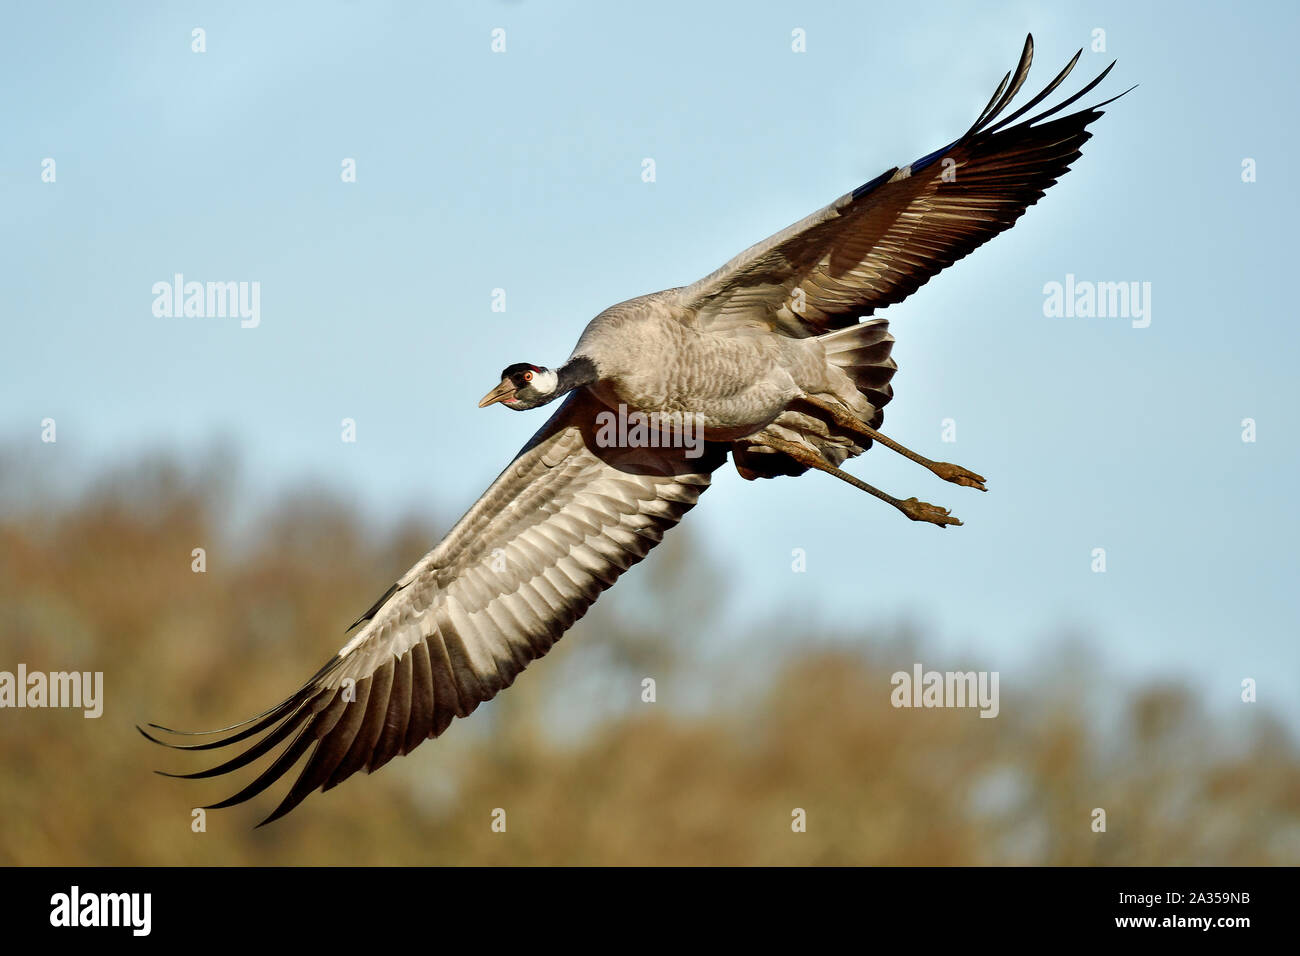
[478,363,561,411]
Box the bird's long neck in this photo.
[555,355,599,395]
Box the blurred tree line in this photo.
[0,448,1296,865]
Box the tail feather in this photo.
[731,319,899,481]
[818,318,898,428]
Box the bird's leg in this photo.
[748,435,961,528]
[794,396,987,491]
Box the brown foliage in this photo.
[1,454,1296,865]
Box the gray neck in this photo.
[556,355,599,395]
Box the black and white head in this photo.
[477,363,560,411]
[477,357,599,411]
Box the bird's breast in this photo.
[582,316,797,439]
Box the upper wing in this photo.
[143,391,727,825]
[677,35,1132,337]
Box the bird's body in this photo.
[145,35,1131,825]
[572,291,866,441]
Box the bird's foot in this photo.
[929,462,987,492]
[899,497,962,528]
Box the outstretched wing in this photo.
[143,391,727,825]
[677,35,1132,337]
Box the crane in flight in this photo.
[144,35,1130,825]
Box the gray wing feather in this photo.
[144,390,726,824]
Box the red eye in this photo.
[523,371,533,382]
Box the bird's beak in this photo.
[477,380,517,408]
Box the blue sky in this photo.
[5,2,1298,725]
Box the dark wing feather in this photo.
[144,391,726,824]
[678,34,1132,337]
